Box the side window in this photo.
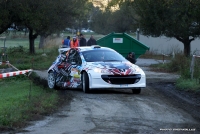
[76,55,82,65]
[83,53,93,62]
[66,49,82,65]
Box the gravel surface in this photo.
[22,58,199,134]
[2,58,200,134]
[32,58,199,124]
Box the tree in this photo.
[108,0,200,57]
[0,0,16,34]
[0,0,89,54]
[91,1,138,34]
[71,1,94,32]
[133,0,200,57]
[14,0,89,54]
[107,1,138,33]
[91,9,112,35]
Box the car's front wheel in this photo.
[82,72,90,93]
[48,71,59,90]
[132,88,141,94]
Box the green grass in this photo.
[0,39,39,48]
[1,46,59,70]
[176,78,200,92]
[0,33,61,129]
[0,75,58,128]
[147,52,200,92]
[150,63,174,73]
[0,37,65,129]
[0,32,39,48]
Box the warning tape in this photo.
[0,69,33,79]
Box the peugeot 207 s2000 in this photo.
[47,45,146,94]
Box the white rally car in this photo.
[47,45,146,94]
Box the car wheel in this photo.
[82,72,90,93]
[48,71,59,90]
[132,88,141,94]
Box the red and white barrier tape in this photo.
[0,69,33,79]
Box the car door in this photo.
[64,48,82,88]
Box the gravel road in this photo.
[12,58,200,134]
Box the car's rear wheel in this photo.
[132,88,141,94]
[82,72,90,93]
[48,71,59,90]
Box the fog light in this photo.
[135,79,140,83]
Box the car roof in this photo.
[78,45,114,52]
[58,45,115,54]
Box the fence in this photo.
[0,56,32,79]
[0,69,32,79]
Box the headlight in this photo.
[134,66,142,73]
[94,68,102,73]
[94,68,109,73]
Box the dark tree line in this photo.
[0,0,90,54]
[2,0,200,56]
[133,0,200,57]
[91,0,200,57]
[91,2,138,35]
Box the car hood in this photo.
[84,61,142,75]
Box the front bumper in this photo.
[88,72,146,89]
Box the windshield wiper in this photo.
[103,60,121,62]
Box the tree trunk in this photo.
[39,36,45,49]
[29,29,38,54]
[175,36,194,57]
[183,40,191,57]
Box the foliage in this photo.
[106,0,200,57]
[176,78,200,92]
[91,1,138,34]
[91,9,112,34]
[132,0,200,57]
[0,0,90,54]
[149,52,200,91]
[0,0,14,34]
[150,53,191,74]
[3,46,59,70]
[73,1,95,30]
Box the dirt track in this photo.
[12,58,199,134]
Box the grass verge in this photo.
[0,73,63,131]
[148,53,200,92]
[176,78,200,92]
[1,46,59,70]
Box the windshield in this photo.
[82,50,126,62]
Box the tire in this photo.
[82,72,90,93]
[132,88,141,94]
[48,71,59,90]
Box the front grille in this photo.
[101,74,141,84]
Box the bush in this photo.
[176,78,200,92]
[3,46,59,70]
[168,54,191,77]
[149,52,200,91]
